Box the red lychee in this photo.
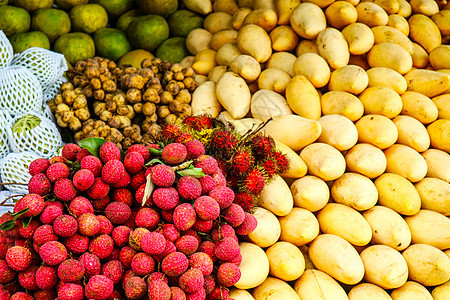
[89,234,114,259]
[175,235,199,256]
[85,275,114,300]
[135,207,159,230]
[134,183,146,205]
[119,247,136,269]
[99,141,121,163]
[173,203,197,231]
[34,289,58,300]
[194,155,219,175]
[13,194,44,218]
[179,268,204,294]
[199,174,217,195]
[203,274,215,295]
[162,143,187,165]
[209,186,234,209]
[46,162,70,182]
[217,262,241,287]
[0,260,15,284]
[79,252,101,277]
[211,170,227,187]
[222,203,245,227]
[91,195,110,210]
[49,155,67,165]
[10,292,34,300]
[28,173,52,196]
[58,259,85,282]
[152,241,176,262]
[124,151,144,174]
[102,159,125,185]
[61,143,81,161]
[128,227,150,251]
[170,286,186,300]
[78,213,101,236]
[18,265,38,290]
[105,201,131,225]
[6,246,31,271]
[141,231,166,255]
[75,148,91,163]
[127,144,150,161]
[29,158,50,176]
[124,276,147,300]
[18,219,40,239]
[111,188,133,207]
[211,224,238,243]
[235,212,257,235]
[81,155,103,177]
[131,253,155,276]
[150,164,176,187]
[35,265,58,290]
[194,195,220,221]
[152,187,179,210]
[161,223,180,243]
[189,252,214,276]
[58,283,84,300]
[112,225,131,247]
[161,252,189,277]
[148,279,171,300]
[97,215,113,235]
[53,214,78,237]
[214,237,240,262]
[177,176,202,200]
[63,233,89,254]
[130,171,146,190]
[69,196,94,217]
[33,225,57,246]
[101,260,124,285]
[193,219,213,233]
[54,178,78,202]
[73,169,95,191]
[185,139,205,160]
[39,241,67,266]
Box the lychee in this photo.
[34,289,58,300]
[53,214,78,237]
[186,286,206,299]
[135,208,159,230]
[57,259,85,282]
[89,234,114,259]
[97,215,113,235]
[28,173,52,196]
[179,268,204,294]
[193,195,220,221]
[99,141,121,163]
[10,292,34,300]
[124,276,147,300]
[217,262,241,287]
[104,201,131,225]
[175,235,199,256]
[161,223,180,243]
[127,144,150,161]
[49,155,67,165]
[147,271,169,285]
[148,278,171,300]
[35,265,58,290]
[235,212,257,235]
[85,275,114,300]
[161,252,189,277]
[152,187,179,210]
[18,219,40,239]
[198,241,216,263]
[162,143,187,165]
[101,260,124,285]
[75,148,91,163]
[102,159,125,185]
[134,184,146,205]
[199,174,217,195]
[211,224,237,243]
[73,169,95,191]
[63,233,89,254]
[209,186,234,209]
[150,164,176,187]
[61,143,81,161]
[173,203,197,231]
[112,225,131,247]
[131,253,155,276]
[112,169,131,188]
[87,177,110,199]
[0,260,15,284]
[69,196,94,217]
[54,178,78,202]
[39,241,67,266]
[46,162,70,182]
[177,176,202,200]
[161,208,174,223]
[33,225,58,246]
[128,227,150,251]
[130,171,146,190]
[192,219,213,233]
[194,155,218,175]
[81,155,103,177]
[79,253,101,277]
[111,188,133,207]
[170,286,186,300]
[78,213,101,236]
[153,241,176,262]
[119,247,136,269]
[13,194,44,218]
[211,170,227,187]
[124,151,144,174]
[5,246,31,271]
[58,283,84,300]
[203,274,215,295]
[185,139,205,160]
[189,252,213,276]
[208,286,229,300]
[214,237,240,262]
[18,265,38,290]
[106,246,120,261]
[29,158,50,176]
[222,203,245,227]
[91,195,110,211]
[141,231,166,255]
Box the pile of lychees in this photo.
[0,138,257,299]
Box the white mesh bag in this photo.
[0,151,41,193]
[11,47,68,90]
[0,110,11,160]
[0,66,43,115]
[43,75,67,103]
[41,103,56,123]
[0,30,13,68]
[7,113,62,158]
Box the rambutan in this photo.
[210,130,238,157]
[251,135,273,158]
[175,133,193,144]
[182,115,213,131]
[162,124,182,141]
[259,158,278,178]
[233,192,256,212]
[270,151,290,173]
[240,168,265,196]
[230,150,254,174]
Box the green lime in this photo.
[117,49,154,68]
[11,0,53,13]
[126,14,169,51]
[168,9,204,37]
[54,0,88,11]
[69,3,108,34]
[156,37,189,64]
[54,32,95,65]
[137,0,177,17]
[9,31,50,53]
[31,8,71,43]
[93,0,134,18]
[116,9,141,32]
[94,28,132,61]
[0,5,30,37]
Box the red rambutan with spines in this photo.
[233,192,256,213]
[251,135,273,158]
[175,133,193,144]
[182,115,213,131]
[259,158,278,178]
[210,130,238,157]
[230,150,253,174]
[270,150,290,173]
[162,124,182,141]
[240,167,265,196]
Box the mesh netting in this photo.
[41,103,56,123]
[0,110,11,160]
[0,151,41,193]
[0,66,43,116]
[43,75,67,103]
[11,47,68,90]
[0,30,13,68]
[7,113,62,158]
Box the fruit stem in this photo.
[172,160,194,171]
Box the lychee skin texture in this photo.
[175,235,199,256]
[35,265,58,290]
[162,223,180,243]
[119,247,136,269]
[135,208,160,230]
[162,143,187,165]
[29,158,50,176]
[131,253,155,276]
[193,219,213,233]
[53,214,78,237]
[111,188,133,207]
[89,234,114,259]
[10,292,34,300]
[173,203,197,231]
[97,215,113,235]
[69,196,94,217]
[85,275,114,300]
[124,276,147,300]
[148,279,171,300]
[185,139,205,160]
[46,162,70,182]
[39,241,68,266]
[146,271,169,285]
[209,186,235,209]
[203,274,215,295]
[105,202,131,225]
[179,268,204,294]
[170,286,186,300]
[211,224,238,242]
[61,143,81,161]
[33,225,58,246]
[102,159,126,185]
[127,144,150,161]
[73,169,95,191]
[235,212,258,235]
[13,194,44,218]
[99,141,121,163]
[101,260,124,285]
[177,176,202,200]
[161,252,189,277]
[199,175,217,195]
[87,177,110,200]
[75,148,91,163]
[112,170,131,188]
[189,252,214,276]
[54,179,78,202]
[112,226,131,247]
[222,203,246,227]
[217,262,241,287]
[63,234,89,254]
[128,227,150,251]
[0,260,15,284]
[152,187,179,210]
[153,241,177,262]
[57,259,85,282]
[77,213,101,236]
[81,155,103,177]
[79,253,101,277]
[28,173,52,196]
[194,155,218,175]
[150,164,176,187]
[58,283,84,300]
[124,152,144,174]
[141,232,166,255]
[34,289,57,300]
[18,265,38,290]
[214,237,240,262]
[193,196,220,221]
[5,246,31,271]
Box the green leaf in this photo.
[148,148,162,156]
[177,168,205,178]
[0,208,29,231]
[22,217,33,229]
[10,208,29,217]
[78,137,107,158]
[145,158,164,167]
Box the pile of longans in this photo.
[0,140,257,300]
